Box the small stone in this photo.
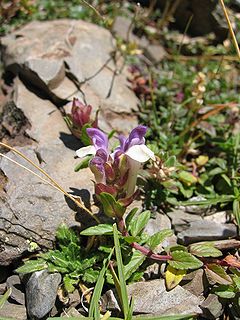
[102,279,202,316]
[204,211,229,224]
[62,307,82,317]
[25,270,61,319]
[200,294,225,319]
[6,274,25,305]
[177,220,237,245]
[144,44,166,63]
[167,209,202,233]
[0,298,27,320]
[182,269,208,297]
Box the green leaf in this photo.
[80,224,113,236]
[233,199,240,227]
[74,155,92,172]
[233,275,240,290]
[169,251,203,270]
[213,284,236,299]
[113,223,129,318]
[80,123,92,145]
[63,275,78,293]
[126,207,139,228]
[189,242,222,258]
[124,250,146,281]
[122,235,140,243]
[130,211,151,237]
[89,249,114,319]
[166,245,188,254]
[98,192,125,218]
[56,224,79,245]
[178,171,198,186]
[147,229,173,250]
[205,264,232,285]
[16,259,47,274]
[165,155,176,167]
[82,268,99,283]
[0,288,12,309]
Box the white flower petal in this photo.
[125,144,155,162]
[76,145,96,158]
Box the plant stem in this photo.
[117,217,172,262]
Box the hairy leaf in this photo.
[124,250,146,280]
[82,268,99,283]
[16,259,47,274]
[63,275,78,293]
[147,229,173,250]
[74,155,92,172]
[169,251,203,270]
[81,224,113,236]
[213,284,236,299]
[189,242,222,258]
[98,192,125,218]
[130,210,151,237]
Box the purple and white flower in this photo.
[76,126,155,196]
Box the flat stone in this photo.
[200,294,225,319]
[0,298,27,319]
[167,209,202,233]
[177,220,237,245]
[6,274,25,305]
[182,269,207,297]
[25,58,65,89]
[204,211,229,224]
[102,279,202,316]
[25,270,61,319]
[144,44,166,63]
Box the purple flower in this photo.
[76,126,155,196]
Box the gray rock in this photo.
[204,211,229,224]
[200,294,225,319]
[167,209,202,233]
[6,274,25,305]
[182,269,207,297]
[0,79,94,265]
[1,19,139,135]
[102,279,202,316]
[25,270,61,319]
[177,220,237,245]
[25,58,65,89]
[0,298,27,320]
[144,213,176,248]
[144,44,166,63]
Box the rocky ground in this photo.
[0,4,240,319]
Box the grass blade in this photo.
[113,223,129,319]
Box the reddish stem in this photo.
[117,217,172,262]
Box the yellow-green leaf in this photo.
[165,265,186,290]
[196,155,209,166]
[178,171,198,186]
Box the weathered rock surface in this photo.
[0,79,94,265]
[0,298,27,320]
[1,19,139,134]
[0,19,140,265]
[6,274,25,305]
[200,294,225,319]
[25,270,61,319]
[177,220,237,245]
[102,279,202,316]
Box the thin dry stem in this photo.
[0,142,100,223]
[220,0,240,60]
